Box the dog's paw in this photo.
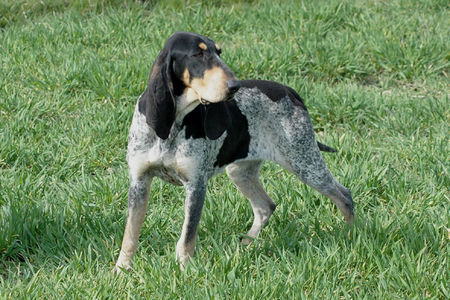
[179,259,187,271]
[176,240,195,271]
[240,236,254,246]
[344,213,354,225]
[175,254,190,271]
[114,260,132,275]
[114,264,131,275]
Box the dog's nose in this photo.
[227,80,241,93]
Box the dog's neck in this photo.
[175,88,202,121]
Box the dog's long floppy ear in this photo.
[204,102,231,140]
[138,47,176,139]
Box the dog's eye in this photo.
[216,49,222,56]
[193,52,203,58]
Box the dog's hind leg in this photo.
[176,181,207,270]
[281,144,354,224]
[115,175,152,273]
[226,161,277,244]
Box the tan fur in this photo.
[115,200,149,273]
[150,63,160,80]
[182,68,190,86]
[176,221,199,270]
[198,42,207,50]
[190,66,228,103]
[175,88,201,118]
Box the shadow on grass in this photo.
[0,200,125,272]
[253,213,442,260]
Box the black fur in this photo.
[181,101,250,167]
[138,49,176,140]
[211,101,250,167]
[204,102,232,140]
[181,105,207,139]
[317,142,337,153]
[240,80,307,110]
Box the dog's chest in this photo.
[128,127,226,184]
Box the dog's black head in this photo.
[139,32,240,139]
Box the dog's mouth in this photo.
[198,90,237,106]
[199,95,234,105]
[199,98,211,105]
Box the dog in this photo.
[115,32,354,272]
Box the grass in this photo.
[0,0,448,298]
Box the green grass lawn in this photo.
[0,0,448,298]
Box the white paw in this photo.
[240,236,254,246]
[114,257,132,275]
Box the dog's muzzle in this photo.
[200,80,241,105]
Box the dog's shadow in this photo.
[0,200,124,270]
[245,213,436,264]
[254,218,354,257]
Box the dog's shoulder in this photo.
[181,101,251,167]
[181,101,248,140]
[240,80,307,110]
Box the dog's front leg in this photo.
[176,181,207,270]
[115,176,152,273]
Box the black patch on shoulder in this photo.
[181,101,250,167]
[240,80,307,110]
[204,102,232,140]
[213,101,250,167]
[181,105,207,139]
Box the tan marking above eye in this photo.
[215,44,221,51]
[198,42,207,51]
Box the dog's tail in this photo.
[317,142,337,153]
